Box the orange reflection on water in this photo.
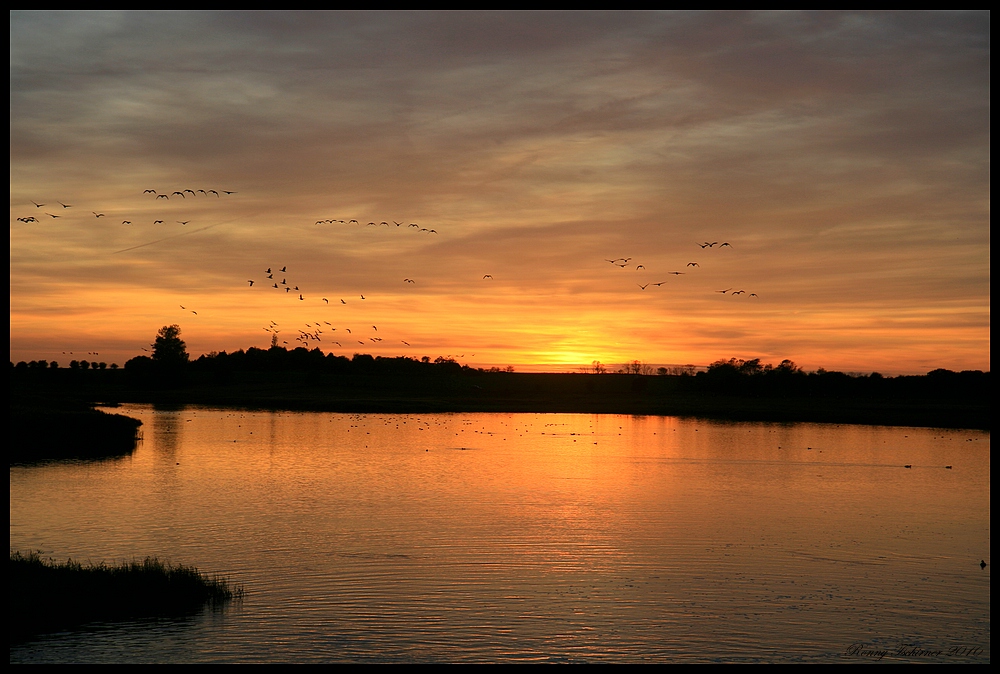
[9,408,990,662]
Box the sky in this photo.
[9,11,990,374]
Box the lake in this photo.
[9,406,990,663]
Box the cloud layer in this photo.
[10,11,990,372]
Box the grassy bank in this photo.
[9,551,241,642]
[9,398,142,464]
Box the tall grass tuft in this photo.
[9,550,243,642]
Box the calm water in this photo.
[9,407,990,663]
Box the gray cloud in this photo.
[10,11,990,371]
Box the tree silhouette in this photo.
[152,325,189,365]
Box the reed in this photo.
[9,551,242,642]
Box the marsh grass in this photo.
[9,551,242,642]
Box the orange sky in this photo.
[10,11,990,374]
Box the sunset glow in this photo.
[10,12,990,373]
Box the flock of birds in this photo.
[314,218,439,234]
[14,189,237,227]
[246,264,380,348]
[15,190,763,361]
[604,242,759,298]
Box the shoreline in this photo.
[11,368,990,434]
